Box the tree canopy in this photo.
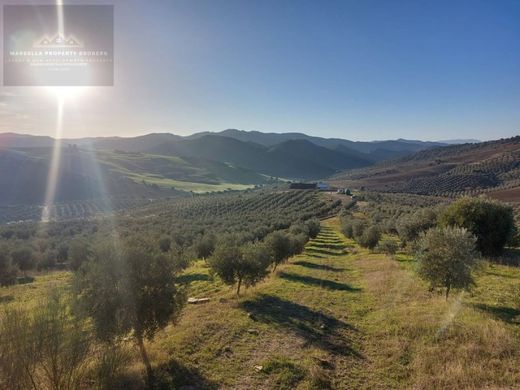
[416,226,479,299]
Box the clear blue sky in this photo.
[1,0,519,141]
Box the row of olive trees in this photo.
[340,197,517,299]
[340,219,381,250]
[208,219,320,295]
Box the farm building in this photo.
[289,182,317,190]
[317,182,330,191]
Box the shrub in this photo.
[0,291,92,389]
[416,226,479,299]
[439,197,516,256]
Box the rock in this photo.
[314,357,334,369]
[319,324,327,330]
[187,297,210,304]
[222,345,232,354]
[247,328,259,335]
[254,365,263,372]
[247,312,257,321]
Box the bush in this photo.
[0,291,92,389]
[439,197,516,256]
[416,226,479,299]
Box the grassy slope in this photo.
[150,219,520,389]
[1,220,519,389]
[96,150,263,193]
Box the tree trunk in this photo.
[237,277,242,296]
[136,335,153,385]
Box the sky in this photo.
[0,0,519,141]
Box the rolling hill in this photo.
[149,135,373,179]
[0,129,478,209]
[329,136,520,199]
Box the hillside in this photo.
[192,129,447,160]
[150,135,373,179]
[330,136,520,199]
[0,145,271,213]
[2,216,519,388]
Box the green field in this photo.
[97,150,266,193]
[3,217,518,388]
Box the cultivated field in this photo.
[3,217,518,389]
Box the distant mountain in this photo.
[436,139,481,145]
[149,135,373,179]
[0,133,55,148]
[0,129,461,205]
[74,133,183,151]
[193,129,447,159]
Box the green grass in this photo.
[2,219,519,389]
[149,218,520,389]
[96,150,262,193]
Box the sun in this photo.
[45,86,90,100]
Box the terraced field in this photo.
[147,219,520,389]
[2,218,519,389]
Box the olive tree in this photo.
[358,225,381,250]
[208,239,270,295]
[73,239,186,384]
[306,218,321,239]
[264,231,293,271]
[439,197,516,256]
[0,250,17,286]
[416,226,479,299]
[10,247,35,277]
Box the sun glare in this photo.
[45,86,90,101]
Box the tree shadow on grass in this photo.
[305,247,344,256]
[177,273,211,284]
[240,294,362,358]
[153,359,218,389]
[470,303,520,325]
[293,261,345,272]
[278,272,361,292]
